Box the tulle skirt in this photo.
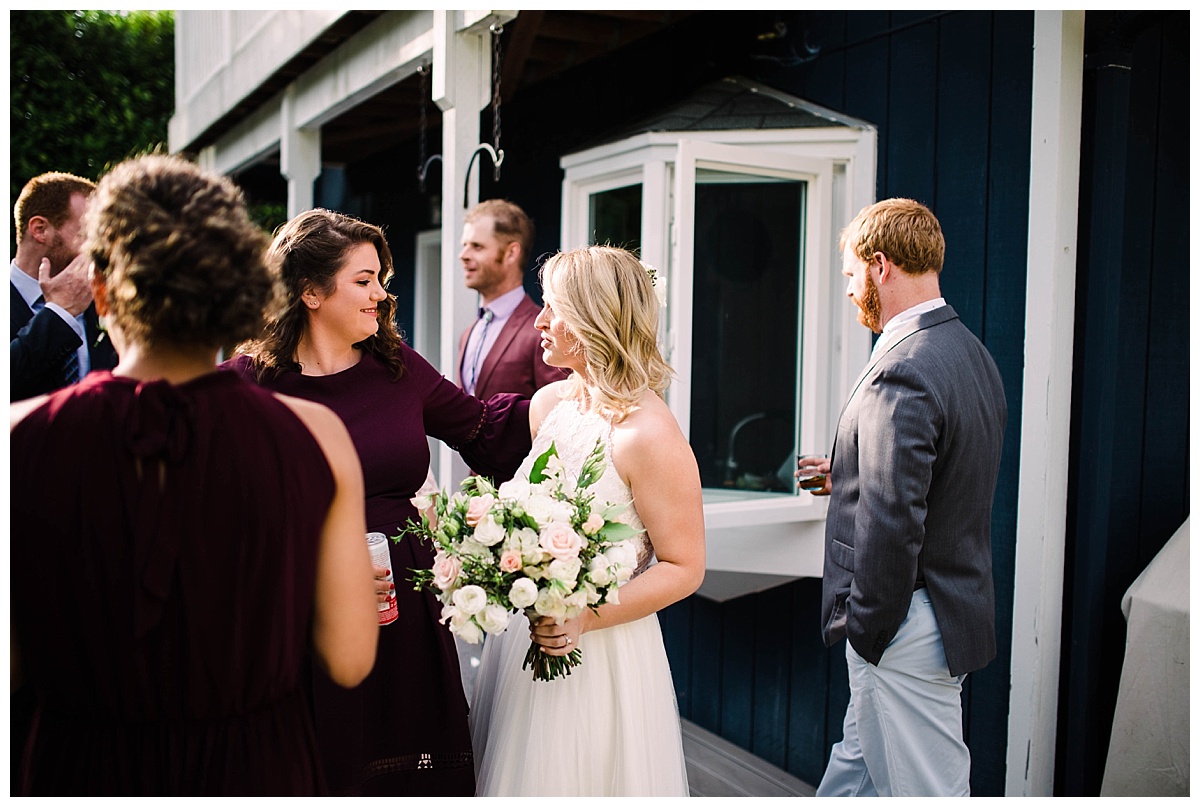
[469,611,689,797]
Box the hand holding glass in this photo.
[796,453,830,495]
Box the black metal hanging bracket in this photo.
[462,144,505,208]
[415,62,443,193]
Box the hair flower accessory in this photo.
[640,262,668,308]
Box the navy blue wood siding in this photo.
[1061,11,1189,796]
[659,12,1033,796]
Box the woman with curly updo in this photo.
[9,154,379,795]
[224,208,532,796]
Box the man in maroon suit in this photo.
[457,199,567,399]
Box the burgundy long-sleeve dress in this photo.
[223,341,530,796]
[10,371,337,795]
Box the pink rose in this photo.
[499,550,523,573]
[581,512,605,536]
[432,551,462,590]
[464,493,496,528]
[539,522,583,562]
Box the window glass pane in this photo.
[690,170,804,493]
[588,184,642,251]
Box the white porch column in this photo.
[432,9,517,487]
[281,84,321,216]
[1006,10,1085,796]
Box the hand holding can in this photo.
[366,532,399,625]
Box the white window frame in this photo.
[560,126,876,581]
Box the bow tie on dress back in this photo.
[125,379,195,464]
[124,379,199,637]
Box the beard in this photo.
[853,269,883,333]
[45,233,76,276]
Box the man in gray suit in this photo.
[806,198,1006,796]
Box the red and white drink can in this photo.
[367,532,398,625]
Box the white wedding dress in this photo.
[469,398,690,797]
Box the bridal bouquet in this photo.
[403,439,641,681]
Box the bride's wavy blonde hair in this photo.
[540,245,673,421]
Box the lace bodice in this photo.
[515,398,654,576]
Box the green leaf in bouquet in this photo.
[527,442,559,484]
[597,520,642,543]
[599,501,629,521]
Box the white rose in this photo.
[606,540,638,571]
[524,493,575,525]
[546,556,582,584]
[476,603,512,635]
[452,616,484,644]
[508,577,539,609]
[561,586,590,619]
[452,585,487,615]
[587,553,613,586]
[472,513,507,547]
[497,478,532,501]
[515,527,547,564]
[563,589,589,620]
[457,539,494,560]
[534,585,568,621]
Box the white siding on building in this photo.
[170,10,347,153]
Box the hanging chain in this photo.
[490,22,503,181]
[417,62,430,190]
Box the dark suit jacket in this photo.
[820,305,1006,676]
[456,294,568,399]
[10,282,118,401]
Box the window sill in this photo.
[699,488,827,594]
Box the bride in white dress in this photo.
[469,245,706,797]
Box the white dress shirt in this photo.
[871,297,946,360]
[462,285,526,395]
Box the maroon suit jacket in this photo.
[456,294,568,399]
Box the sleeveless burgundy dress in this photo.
[10,371,336,795]
[223,343,530,796]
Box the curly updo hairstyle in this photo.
[83,154,279,348]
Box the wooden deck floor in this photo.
[457,637,816,797]
[682,719,815,797]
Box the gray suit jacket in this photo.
[820,304,1006,676]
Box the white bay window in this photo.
[559,83,876,598]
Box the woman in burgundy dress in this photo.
[224,208,531,796]
[9,155,379,795]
